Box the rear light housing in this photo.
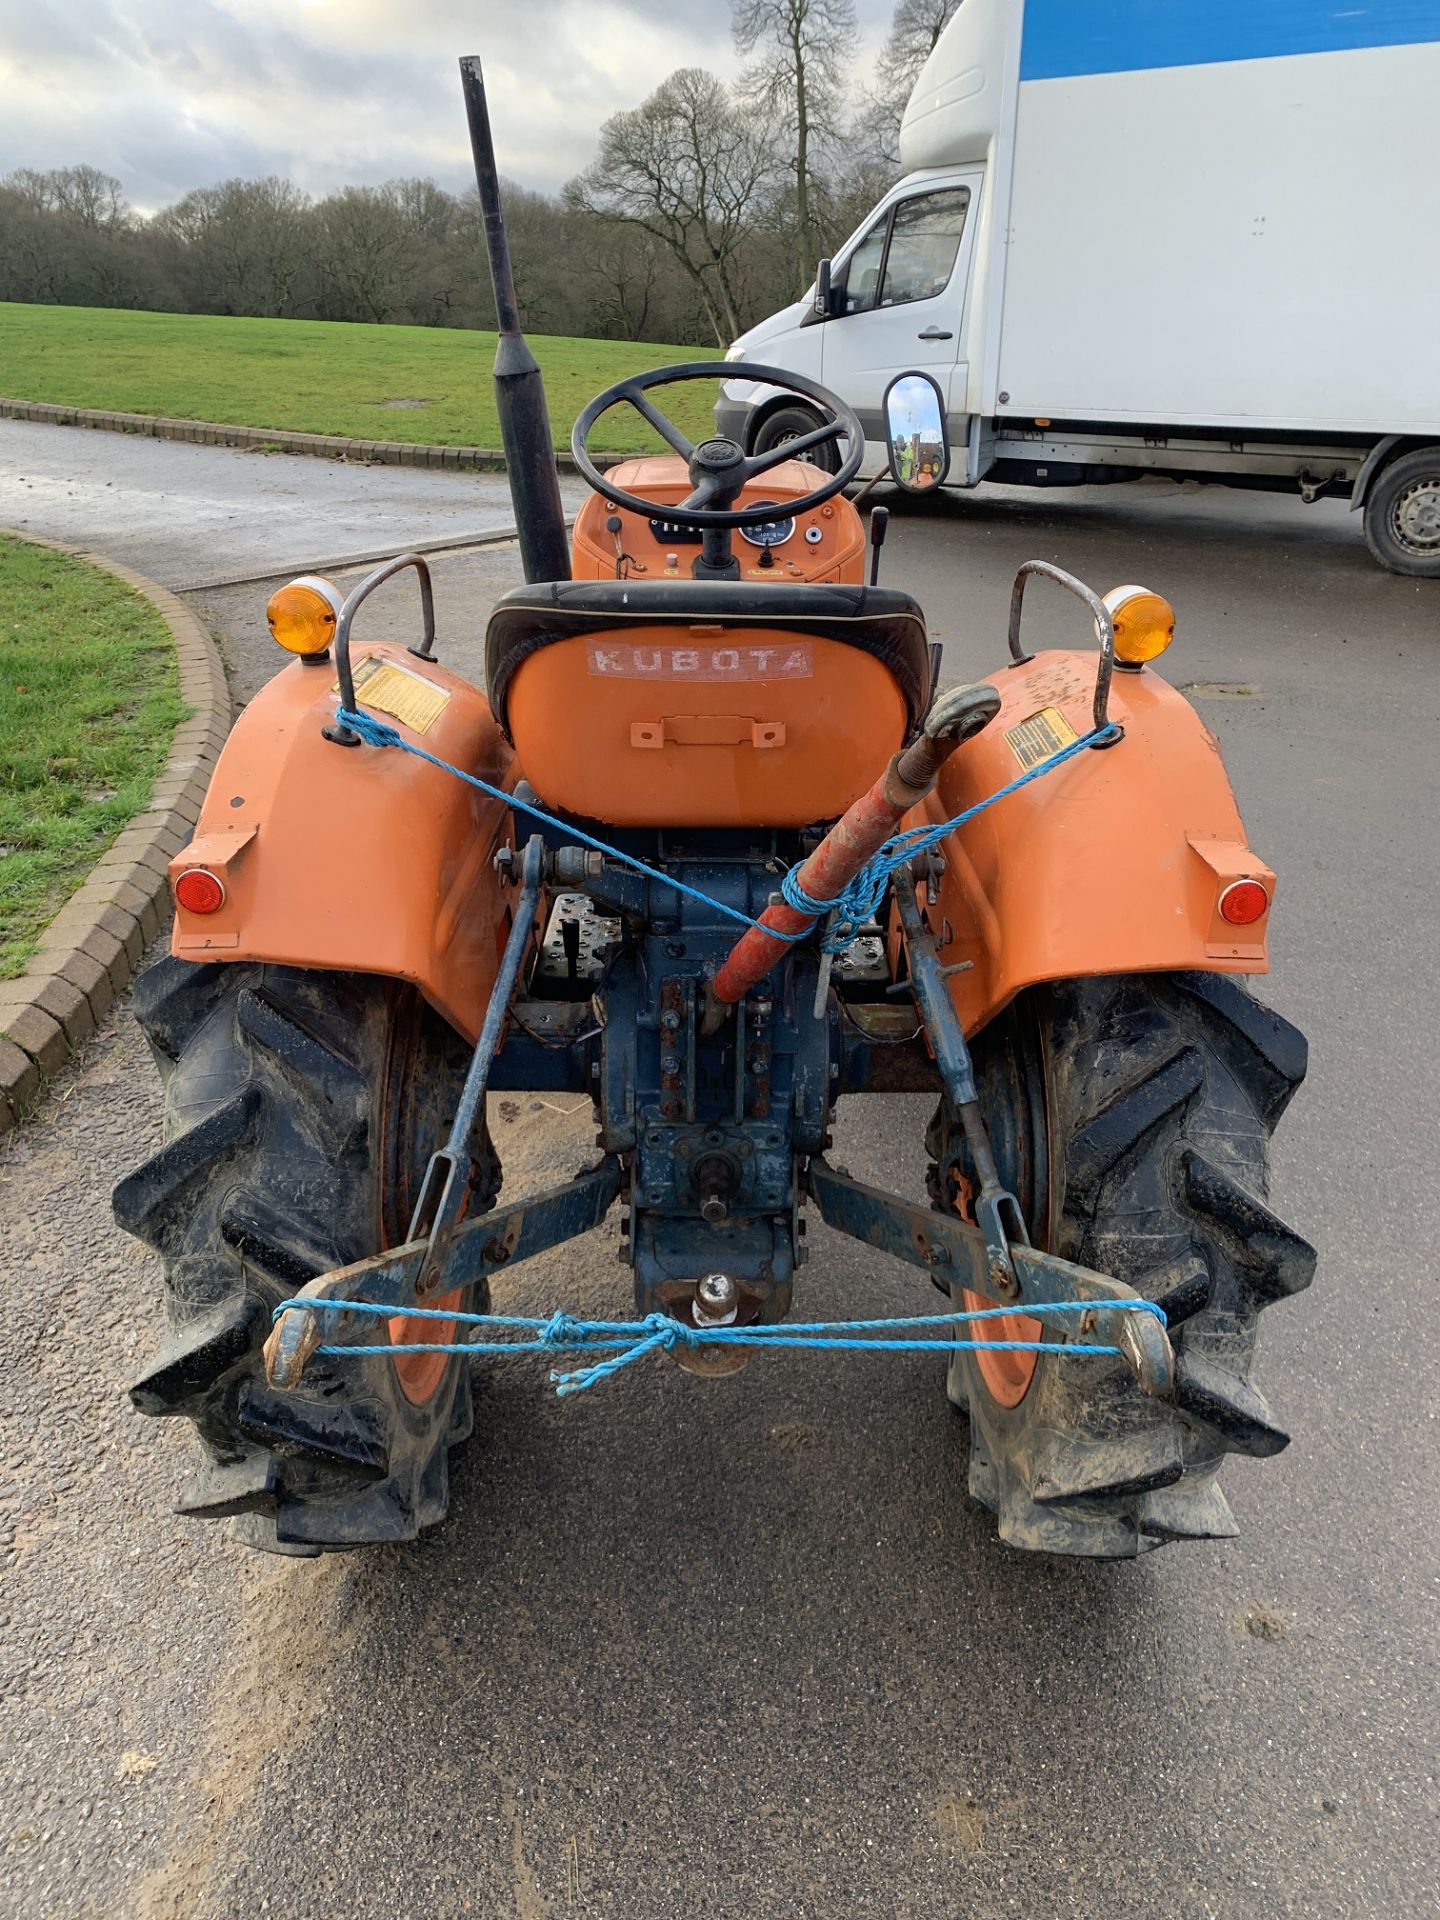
[1218,878,1269,926]
[174,868,226,915]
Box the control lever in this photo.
[868,505,889,586]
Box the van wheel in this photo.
[1362,446,1440,576]
[751,405,843,475]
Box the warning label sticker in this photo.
[1004,705,1079,771]
[345,655,450,735]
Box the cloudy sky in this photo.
[0,0,894,211]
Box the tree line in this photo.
[0,2,957,348]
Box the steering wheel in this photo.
[570,361,865,530]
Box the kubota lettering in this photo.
[585,642,815,680]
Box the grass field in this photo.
[0,303,725,453]
[0,535,185,981]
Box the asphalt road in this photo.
[0,417,589,593]
[1,427,1437,1920]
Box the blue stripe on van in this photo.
[1020,0,1440,81]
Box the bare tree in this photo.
[862,0,961,168]
[0,164,143,304]
[0,142,802,346]
[53,164,129,230]
[567,69,775,346]
[6,164,128,228]
[733,0,858,286]
[314,185,420,324]
[156,177,312,316]
[585,220,662,339]
[388,177,475,325]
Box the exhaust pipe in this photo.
[459,55,571,584]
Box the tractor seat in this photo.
[483,579,934,830]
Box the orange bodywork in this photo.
[169,452,1269,1058]
[506,456,893,829]
[169,643,514,1044]
[911,650,1275,1038]
[506,635,908,829]
[571,457,866,584]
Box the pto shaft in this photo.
[703,682,1000,1027]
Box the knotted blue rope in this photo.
[332,702,1116,956]
[272,1295,1166,1397]
[782,722,1119,950]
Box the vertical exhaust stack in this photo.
[459,55,571,583]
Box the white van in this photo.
[716,0,1440,574]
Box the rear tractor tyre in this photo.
[113,957,497,1554]
[750,404,843,476]
[929,972,1315,1558]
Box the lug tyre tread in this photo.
[939,971,1314,1557]
[115,956,489,1552]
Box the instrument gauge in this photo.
[737,505,796,550]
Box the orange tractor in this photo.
[114,60,1314,1558]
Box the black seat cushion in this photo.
[484,579,933,737]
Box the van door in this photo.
[820,178,980,457]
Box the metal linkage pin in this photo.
[693,1272,740,1328]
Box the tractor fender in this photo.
[168,642,515,1043]
[913,651,1274,1037]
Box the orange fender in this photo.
[168,642,514,1043]
[912,651,1275,1036]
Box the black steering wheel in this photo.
[570,361,865,531]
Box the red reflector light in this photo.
[174,868,226,915]
[1219,879,1269,926]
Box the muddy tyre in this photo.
[930,972,1314,1558]
[114,958,495,1554]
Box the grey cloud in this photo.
[0,0,893,207]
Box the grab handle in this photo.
[1005,559,1118,737]
[325,554,437,746]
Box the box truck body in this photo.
[717,0,1440,572]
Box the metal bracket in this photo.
[1005,558,1122,739]
[892,874,1027,1297]
[325,552,438,744]
[807,1157,1174,1399]
[407,834,545,1296]
[262,1159,622,1389]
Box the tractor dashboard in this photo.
[572,456,866,584]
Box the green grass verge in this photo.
[0,535,186,981]
[0,303,725,454]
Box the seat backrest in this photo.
[484,581,932,829]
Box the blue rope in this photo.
[332,702,1117,955]
[782,722,1119,950]
[335,704,765,934]
[272,1295,1166,1397]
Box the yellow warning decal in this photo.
[345,655,450,735]
[1004,705,1079,771]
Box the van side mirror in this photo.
[814,258,833,319]
[883,371,950,493]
